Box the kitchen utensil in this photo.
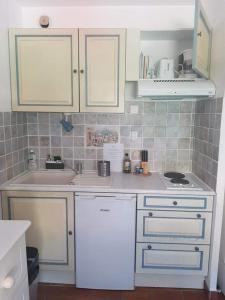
[156,58,174,79]
[178,49,196,77]
[97,160,110,177]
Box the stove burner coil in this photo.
[164,172,185,179]
[170,178,190,185]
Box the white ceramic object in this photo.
[11,170,75,185]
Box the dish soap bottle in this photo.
[123,153,131,173]
[28,149,37,171]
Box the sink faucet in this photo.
[73,161,83,175]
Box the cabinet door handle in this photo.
[148,245,152,250]
[197,31,202,37]
[73,69,77,74]
[80,69,84,74]
[173,201,178,206]
[1,276,15,289]
[195,247,199,252]
[148,212,153,217]
[68,231,73,235]
[197,214,202,218]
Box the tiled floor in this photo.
[38,284,225,300]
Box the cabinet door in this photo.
[9,29,79,112]
[79,28,126,113]
[192,0,212,79]
[2,191,74,272]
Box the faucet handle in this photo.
[75,161,83,174]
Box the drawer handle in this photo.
[68,231,73,235]
[1,276,15,289]
[197,214,202,218]
[148,212,153,217]
[148,245,152,250]
[173,201,178,206]
[195,247,200,252]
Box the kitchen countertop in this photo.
[0,171,215,196]
[0,220,30,261]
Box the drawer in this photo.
[136,243,209,276]
[137,194,213,211]
[0,235,28,300]
[137,210,212,244]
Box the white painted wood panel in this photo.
[79,28,125,112]
[137,194,213,211]
[0,236,29,300]
[192,0,212,79]
[2,191,74,273]
[9,28,79,112]
[126,29,140,81]
[137,210,212,244]
[136,243,209,275]
[10,197,68,265]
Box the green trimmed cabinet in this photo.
[9,29,79,112]
[2,191,75,283]
[9,28,126,113]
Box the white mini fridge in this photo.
[75,192,136,290]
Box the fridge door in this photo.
[75,194,136,290]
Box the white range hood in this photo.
[137,79,216,98]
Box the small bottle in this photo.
[28,149,37,171]
[123,153,131,173]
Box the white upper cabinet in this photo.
[9,29,79,112]
[192,0,212,79]
[79,29,126,113]
[9,28,126,113]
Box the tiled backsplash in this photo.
[26,99,195,172]
[192,98,223,190]
[0,85,223,191]
[0,112,28,184]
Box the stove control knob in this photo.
[173,201,178,206]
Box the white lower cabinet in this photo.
[137,210,212,244]
[136,193,213,287]
[2,191,75,283]
[136,243,209,276]
[0,236,29,300]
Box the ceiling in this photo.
[17,0,195,6]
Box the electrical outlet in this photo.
[130,105,139,114]
[131,131,138,140]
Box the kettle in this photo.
[156,58,174,79]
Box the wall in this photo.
[21,5,194,29]
[26,84,195,172]
[0,0,22,112]
[0,112,28,185]
[192,98,223,190]
[0,2,12,112]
